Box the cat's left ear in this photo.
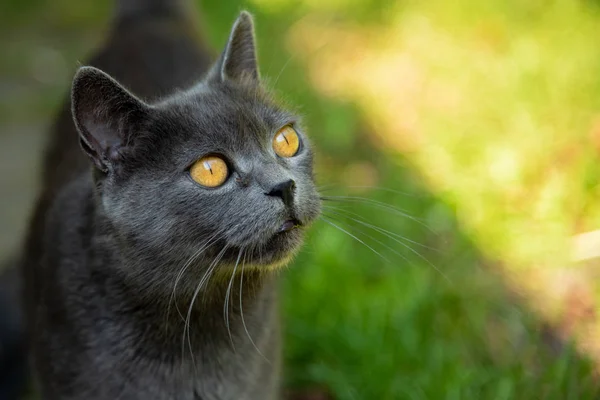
[209,11,260,84]
[71,66,151,173]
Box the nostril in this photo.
[266,179,295,207]
[268,188,283,198]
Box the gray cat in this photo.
[18,0,321,399]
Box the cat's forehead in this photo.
[155,84,296,155]
[167,84,290,128]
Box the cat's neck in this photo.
[97,260,277,345]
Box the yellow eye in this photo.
[190,156,228,188]
[273,125,300,158]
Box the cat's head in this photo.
[70,12,320,288]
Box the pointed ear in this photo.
[209,11,260,84]
[71,66,150,173]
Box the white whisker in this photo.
[224,249,244,351]
[239,248,270,362]
[321,195,433,232]
[167,231,223,324]
[318,184,419,198]
[322,205,438,252]
[272,54,294,88]
[323,210,451,283]
[321,217,390,263]
[183,245,228,372]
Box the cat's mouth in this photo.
[277,218,302,234]
[216,215,310,270]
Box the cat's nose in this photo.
[265,179,296,208]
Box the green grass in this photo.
[1,0,599,398]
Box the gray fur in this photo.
[22,2,320,399]
[0,256,27,399]
[115,0,194,20]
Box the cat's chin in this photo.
[222,227,305,271]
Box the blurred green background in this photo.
[1,0,600,398]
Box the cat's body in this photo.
[30,174,281,400]
[16,1,320,399]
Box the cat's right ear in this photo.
[71,66,150,173]
[207,11,260,85]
